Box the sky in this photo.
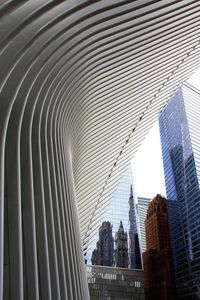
[132,67,200,200]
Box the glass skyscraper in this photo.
[136,197,151,255]
[159,83,200,299]
[88,165,144,269]
[88,166,133,265]
[103,166,132,235]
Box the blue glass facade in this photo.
[103,166,132,236]
[136,197,151,255]
[129,187,142,269]
[159,83,200,299]
[88,166,143,269]
[88,166,134,266]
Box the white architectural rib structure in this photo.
[0,1,200,299]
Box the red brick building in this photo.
[143,194,175,300]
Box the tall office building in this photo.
[136,197,151,254]
[88,166,133,266]
[91,179,143,270]
[115,221,129,268]
[103,166,132,236]
[129,186,142,269]
[143,195,175,300]
[159,83,200,299]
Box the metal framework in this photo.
[0,1,200,299]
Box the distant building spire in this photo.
[118,220,124,233]
[115,221,129,268]
[129,184,142,269]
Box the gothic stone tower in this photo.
[115,221,129,268]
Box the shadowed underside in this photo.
[0,1,200,299]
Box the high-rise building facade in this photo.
[90,175,143,270]
[159,83,200,299]
[143,195,175,300]
[91,221,114,266]
[88,166,132,264]
[145,195,171,250]
[88,166,142,269]
[135,197,151,259]
[129,186,142,269]
[103,167,132,237]
[115,221,129,268]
